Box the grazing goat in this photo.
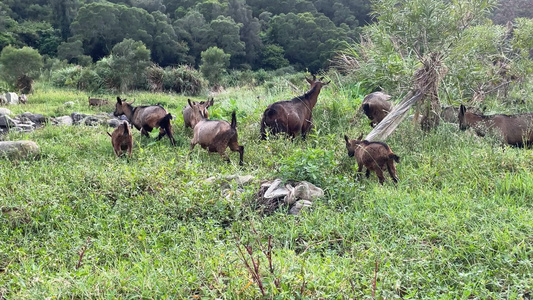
[189,102,244,165]
[458,104,533,147]
[260,75,329,140]
[113,97,175,146]
[107,121,133,158]
[183,98,213,129]
[88,97,109,107]
[344,134,400,185]
[361,92,392,127]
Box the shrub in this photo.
[51,65,83,89]
[279,147,337,187]
[163,65,207,96]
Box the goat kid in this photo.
[89,97,109,107]
[189,103,244,165]
[113,97,175,146]
[344,134,400,185]
[183,98,213,129]
[107,121,133,158]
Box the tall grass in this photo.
[0,76,532,298]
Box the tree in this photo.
[174,10,213,66]
[200,46,230,86]
[57,40,84,64]
[208,16,246,68]
[260,44,289,70]
[227,0,263,68]
[151,11,189,66]
[108,38,151,92]
[0,45,43,91]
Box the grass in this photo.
[1,78,532,299]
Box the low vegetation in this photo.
[1,77,532,298]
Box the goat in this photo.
[260,75,329,140]
[88,97,109,107]
[361,92,392,127]
[183,98,214,129]
[107,121,133,158]
[344,134,400,185]
[458,104,533,147]
[189,102,244,165]
[113,97,175,146]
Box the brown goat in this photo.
[361,92,392,127]
[189,104,244,166]
[182,98,214,129]
[458,104,533,147]
[89,97,109,107]
[260,75,329,140]
[344,134,400,185]
[107,121,133,158]
[113,97,175,146]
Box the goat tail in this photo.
[389,153,400,163]
[231,110,237,129]
[123,122,131,137]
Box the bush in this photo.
[78,68,102,92]
[0,45,43,91]
[51,66,83,89]
[279,147,337,187]
[200,46,230,87]
[163,65,207,96]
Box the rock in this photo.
[84,116,101,126]
[0,94,6,104]
[107,119,122,128]
[19,94,27,104]
[5,93,18,105]
[0,141,40,158]
[64,101,75,107]
[0,108,13,116]
[21,112,46,124]
[15,124,35,132]
[289,200,313,215]
[54,116,73,126]
[71,112,87,124]
[223,175,255,185]
[0,115,15,128]
[263,179,289,200]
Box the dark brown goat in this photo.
[260,75,329,140]
[107,121,133,158]
[458,104,533,147]
[113,97,175,146]
[89,97,109,107]
[361,92,392,127]
[182,98,213,129]
[189,104,244,166]
[344,134,400,185]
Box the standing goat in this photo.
[260,75,329,140]
[113,97,175,146]
[344,134,400,185]
[182,98,214,129]
[107,121,133,158]
[188,100,244,165]
[361,92,392,127]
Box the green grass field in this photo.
[1,79,532,299]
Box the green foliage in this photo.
[200,46,230,86]
[162,65,207,96]
[0,45,43,87]
[50,65,82,89]
[279,147,337,187]
[512,18,533,58]
[260,44,289,70]
[109,38,152,92]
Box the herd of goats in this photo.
[102,75,533,185]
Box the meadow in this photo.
[1,76,533,299]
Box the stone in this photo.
[263,179,289,200]
[71,112,87,124]
[84,116,101,126]
[0,108,13,116]
[5,93,18,105]
[64,101,75,107]
[21,112,46,124]
[223,175,255,185]
[107,119,122,128]
[0,94,6,104]
[19,94,27,104]
[289,200,313,215]
[0,115,15,128]
[0,141,40,158]
[54,116,73,126]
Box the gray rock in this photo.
[64,101,75,107]
[289,200,313,215]
[0,94,6,104]
[54,116,73,126]
[84,116,101,126]
[5,93,18,105]
[0,141,39,158]
[71,112,87,124]
[263,179,289,200]
[19,94,27,104]
[21,112,46,124]
[0,115,15,128]
[107,119,122,128]
[0,108,13,116]
[15,124,35,132]
[223,175,255,185]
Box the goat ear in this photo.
[305,77,313,84]
[459,104,466,115]
[208,98,214,107]
[318,76,324,81]
[129,98,135,105]
[357,133,364,140]
[344,135,349,143]
[117,97,122,104]
[188,99,194,108]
